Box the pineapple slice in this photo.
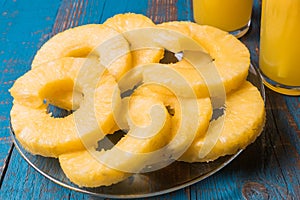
[10,58,121,157]
[32,24,131,80]
[11,103,85,157]
[10,58,84,109]
[104,13,164,67]
[31,24,131,110]
[179,81,266,162]
[158,21,250,97]
[59,94,172,187]
[59,150,129,187]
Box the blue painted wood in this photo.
[0,0,61,178]
[176,0,193,21]
[0,0,299,199]
[99,0,149,23]
[1,149,74,200]
[284,96,300,129]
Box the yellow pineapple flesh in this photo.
[30,24,131,110]
[158,21,250,97]
[10,58,120,157]
[59,91,172,187]
[32,24,131,80]
[104,13,164,67]
[59,150,130,187]
[10,58,84,109]
[11,103,85,157]
[179,81,265,162]
[133,83,213,159]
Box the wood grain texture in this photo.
[147,0,193,23]
[0,0,61,181]
[147,0,178,23]
[0,0,299,199]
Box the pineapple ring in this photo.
[10,58,121,157]
[59,95,172,187]
[157,21,250,97]
[179,81,266,162]
[32,24,131,80]
[31,24,131,110]
[103,13,164,67]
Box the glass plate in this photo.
[10,64,265,199]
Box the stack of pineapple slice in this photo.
[10,13,265,187]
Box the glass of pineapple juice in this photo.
[192,0,253,38]
[259,0,300,96]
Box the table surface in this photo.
[0,0,299,199]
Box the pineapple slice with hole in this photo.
[104,13,164,67]
[32,24,131,80]
[10,58,84,109]
[158,21,250,97]
[31,24,131,79]
[10,58,121,157]
[59,94,172,187]
[179,81,266,162]
[31,24,131,110]
[11,103,85,157]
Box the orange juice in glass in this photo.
[259,0,300,95]
[192,0,253,38]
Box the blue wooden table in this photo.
[0,0,299,199]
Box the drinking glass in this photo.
[259,0,300,96]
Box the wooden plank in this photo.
[1,149,68,199]
[284,96,300,130]
[146,0,192,23]
[99,0,149,23]
[266,91,300,198]
[51,0,106,34]
[177,0,193,21]
[147,0,178,23]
